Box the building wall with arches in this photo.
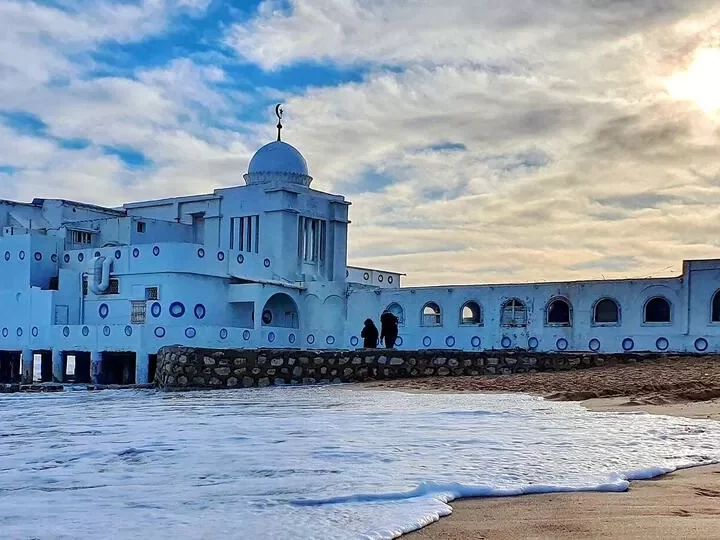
[344,259,720,354]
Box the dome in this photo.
[244,141,313,187]
[248,141,308,176]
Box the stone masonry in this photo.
[154,346,686,390]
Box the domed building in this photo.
[0,105,719,387]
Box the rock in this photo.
[203,356,215,366]
[288,357,296,366]
[448,358,459,368]
[501,368,512,375]
[293,366,303,377]
[257,355,267,365]
[214,367,231,376]
[378,356,388,365]
[390,357,404,366]
[299,356,310,365]
[192,376,205,385]
[486,357,499,366]
[343,368,354,376]
[234,368,246,376]
[339,357,350,365]
[437,367,450,376]
[209,377,222,386]
[365,356,375,364]
[234,357,246,366]
[179,355,188,365]
[266,368,276,376]
[251,367,261,375]
[258,377,270,388]
[227,377,238,387]
[177,376,188,386]
[434,357,447,366]
[505,357,517,366]
[242,377,255,388]
[352,357,362,365]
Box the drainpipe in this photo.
[80,272,87,325]
[89,256,111,294]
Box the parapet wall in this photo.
[154,347,682,390]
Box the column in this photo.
[52,349,64,383]
[90,350,102,385]
[135,352,150,385]
[21,349,33,384]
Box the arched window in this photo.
[421,302,442,326]
[712,291,720,323]
[593,298,620,324]
[546,297,571,326]
[644,297,671,324]
[386,302,405,326]
[460,301,482,325]
[501,299,527,327]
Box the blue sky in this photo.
[1,0,720,285]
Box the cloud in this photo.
[4,0,720,286]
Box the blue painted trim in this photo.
[153,246,160,256]
[16,327,22,337]
[556,338,569,351]
[589,338,601,351]
[1,328,7,338]
[350,336,359,346]
[154,327,166,338]
[264,258,271,268]
[64,254,70,263]
[695,337,709,352]
[197,248,205,258]
[124,325,133,337]
[103,326,111,336]
[396,336,403,347]
[326,335,335,345]
[471,336,481,348]
[307,334,315,345]
[78,253,84,262]
[242,330,251,341]
[268,332,276,343]
[185,327,196,339]
[63,326,70,337]
[194,304,206,320]
[422,336,432,347]
[219,328,228,340]
[51,254,58,263]
[34,252,42,261]
[445,336,455,347]
[289,333,296,344]
[133,248,140,258]
[169,302,185,318]
[501,336,512,348]
[528,337,539,349]
[237,253,244,264]
[82,326,89,336]
[115,250,122,259]
[19,251,25,260]
[4,252,10,261]
[151,302,162,317]
[622,337,634,351]
[31,327,38,337]
[99,303,109,319]
[217,251,225,261]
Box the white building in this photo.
[1,110,719,385]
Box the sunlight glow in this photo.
[665,48,720,113]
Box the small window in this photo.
[71,230,92,244]
[460,301,482,325]
[713,291,720,323]
[145,287,159,301]
[137,221,146,233]
[421,302,442,327]
[82,278,88,296]
[644,297,671,323]
[501,299,527,327]
[594,298,619,324]
[131,301,147,324]
[105,279,119,295]
[546,297,571,326]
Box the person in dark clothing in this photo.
[380,311,399,349]
[361,319,379,348]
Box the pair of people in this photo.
[361,311,399,349]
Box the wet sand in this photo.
[363,357,720,539]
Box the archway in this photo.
[261,293,299,328]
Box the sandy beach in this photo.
[362,356,720,539]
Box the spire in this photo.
[275,103,283,142]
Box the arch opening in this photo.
[261,293,299,329]
[712,291,720,322]
[421,302,442,327]
[594,298,619,324]
[460,301,482,325]
[644,297,671,324]
[546,298,571,326]
[501,299,527,327]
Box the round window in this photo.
[261,309,273,325]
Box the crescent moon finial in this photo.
[275,104,283,141]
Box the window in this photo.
[594,298,619,324]
[386,302,405,326]
[501,299,527,327]
[230,216,260,253]
[71,230,92,244]
[145,287,159,301]
[136,221,146,233]
[105,279,119,295]
[460,301,483,325]
[298,217,326,263]
[131,301,147,324]
[421,302,442,326]
[82,278,88,296]
[546,297,571,326]
[713,291,720,322]
[644,297,671,323]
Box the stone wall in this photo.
[155,347,682,390]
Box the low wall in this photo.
[154,347,684,390]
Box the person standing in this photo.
[361,319,379,348]
[380,311,399,349]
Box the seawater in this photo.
[1,387,719,540]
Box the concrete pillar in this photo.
[90,350,102,385]
[52,349,64,383]
[136,352,150,384]
[21,349,33,384]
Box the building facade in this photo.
[1,121,720,385]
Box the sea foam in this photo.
[1,387,718,539]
